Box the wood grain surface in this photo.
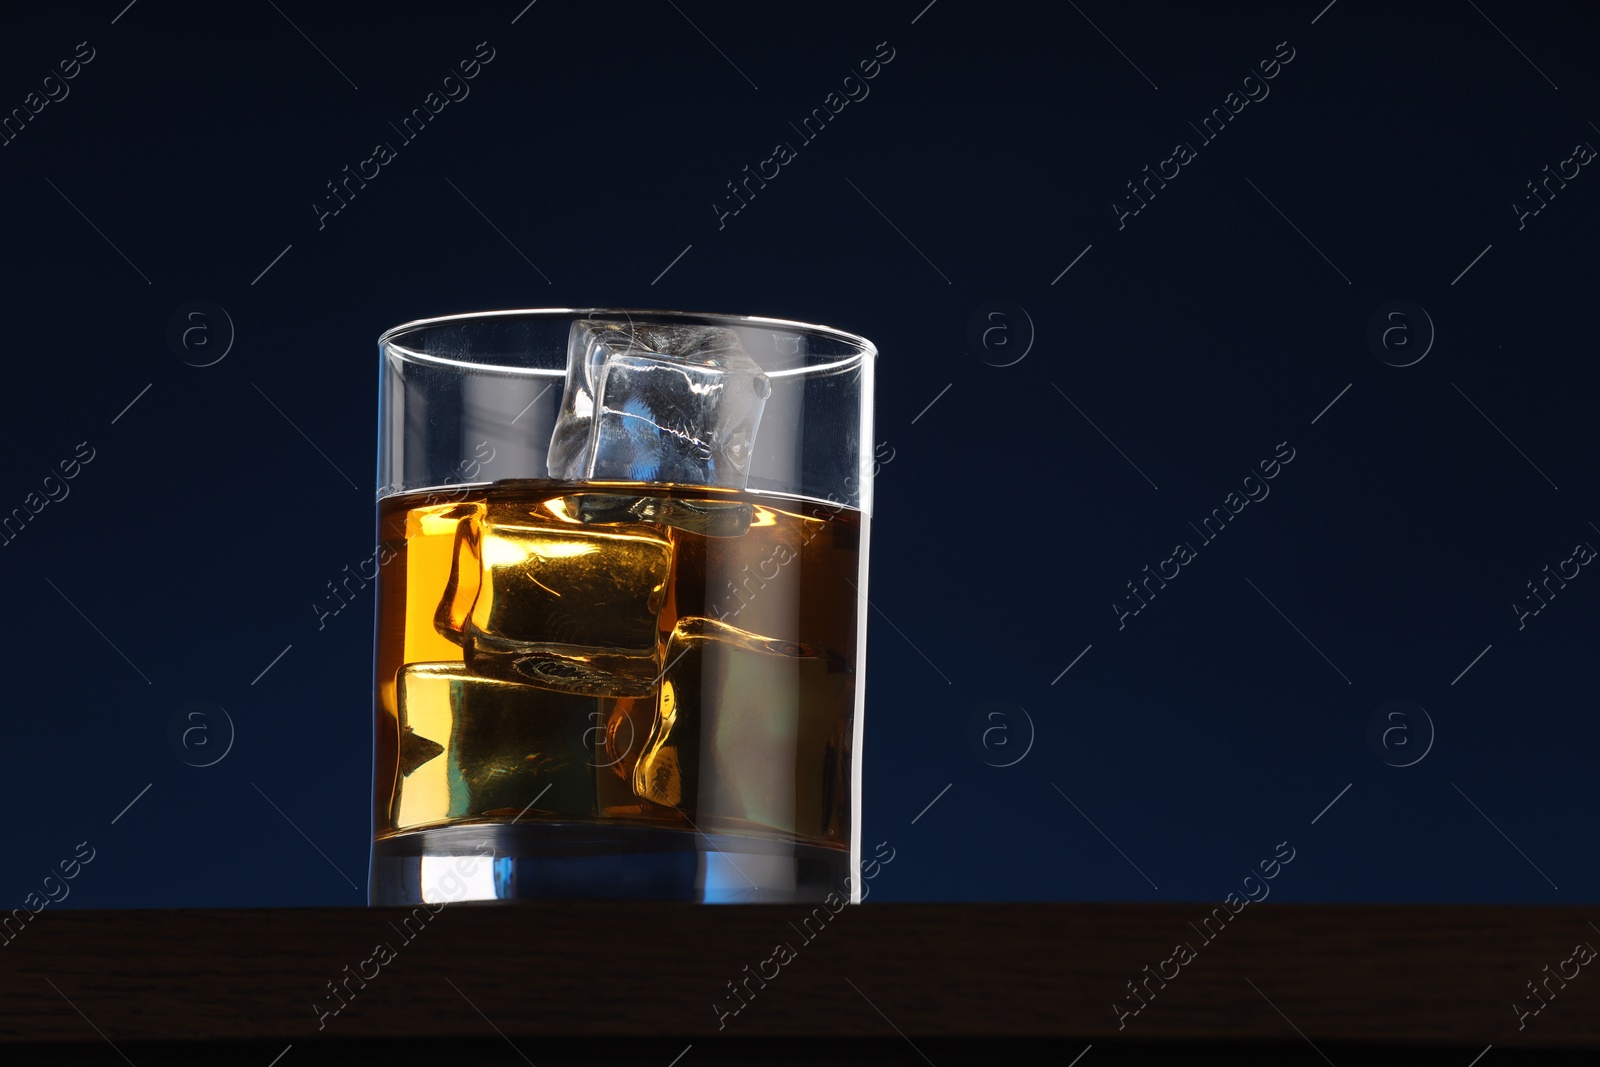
[0,903,1595,1047]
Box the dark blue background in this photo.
[1,0,1594,909]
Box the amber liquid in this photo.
[374,480,861,852]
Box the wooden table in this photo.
[2,903,1595,1059]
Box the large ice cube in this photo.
[546,319,771,487]
[435,502,672,673]
[396,662,596,823]
[632,617,853,839]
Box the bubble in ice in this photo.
[546,319,771,488]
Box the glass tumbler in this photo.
[369,309,875,905]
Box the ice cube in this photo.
[546,319,771,488]
[555,492,754,538]
[632,617,853,839]
[396,662,596,822]
[435,503,672,656]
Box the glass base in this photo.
[369,822,852,905]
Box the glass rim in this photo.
[378,307,879,360]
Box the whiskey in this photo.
[373,480,861,858]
